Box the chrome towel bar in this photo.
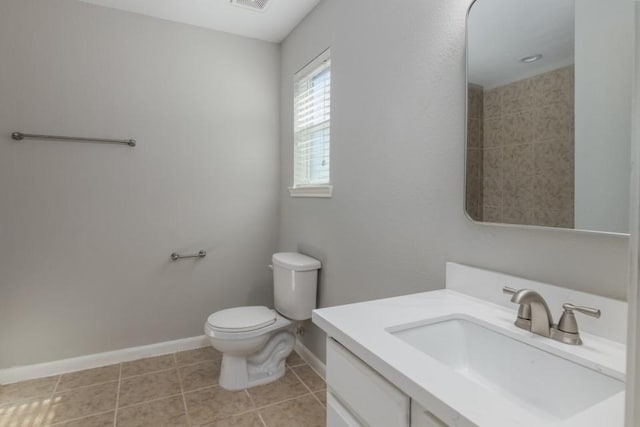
[171,250,207,261]
[11,132,136,147]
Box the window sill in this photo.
[288,185,333,198]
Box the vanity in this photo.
[312,263,627,427]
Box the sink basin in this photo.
[390,318,624,422]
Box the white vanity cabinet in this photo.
[326,338,447,427]
[410,402,448,427]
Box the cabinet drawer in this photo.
[326,338,410,427]
[411,401,447,427]
[327,392,364,427]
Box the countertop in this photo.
[313,289,626,427]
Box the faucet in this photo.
[503,287,601,345]
[510,289,553,336]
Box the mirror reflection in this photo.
[465,0,633,234]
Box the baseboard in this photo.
[0,335,209,385]
[294,339,326,379]
[2,334,324,386]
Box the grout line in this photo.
[119,365,179,381]
[113,363,122,427]
[257,410,269,427]
[193,392,260,425]
[51,379,119,395]
[175,358,218,370]
[244,388,269,426]
[244,389,258,412]
[311,388,326,408]
[289,367,312,395]
[301,362,326,387]
[116,392,184,411]
[253,392,314,411]
[183,383,219,396]
[286,361,307,368]
[40,374,64,426]
[0,377,62,408]
[183,358,220,367]
[212,407,267,426]
[175,353,193,427]
[51,375,62,396]
[289,366,325,408]
[48,409,116,427]
[241,366,319,412]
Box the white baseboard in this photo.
[0,335,209,385]
[294,339,326,379]
[1,334,324,386]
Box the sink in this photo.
[390,318,624,422]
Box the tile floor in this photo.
[0,348,326,427]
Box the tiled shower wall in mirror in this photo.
[466,66,575,228]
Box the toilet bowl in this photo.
[204,253,321,390]
[205,306,296,390]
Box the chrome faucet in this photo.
[502,287,601,345]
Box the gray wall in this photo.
[278,0,630,362]
[0,0,280,368]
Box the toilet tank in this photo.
[272,252,321,320]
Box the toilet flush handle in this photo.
[268,264,273,270]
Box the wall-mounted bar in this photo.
[171,250,207,261]
[11,132,136,147]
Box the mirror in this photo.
[465,0,634,234]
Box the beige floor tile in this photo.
[285,352,305,368]
[0,396,52,427]
[259,394,325,427]
[56,365,120,392]
[292,366,325,392]
[50,410,115,426]
[121,354,175,378]
[116,395,188,427]
[247,370,307,408]
[179,361,221,392]
[0,376,59,405]
[48,382,117,425]
[175,347,221,367]
[201,411,264,427]
[184,387,254,425]
[313,391,326,407]
[118,369,181,408]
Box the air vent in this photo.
[230,0,271,12]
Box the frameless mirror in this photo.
[465,0,634,234]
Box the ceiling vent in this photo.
[230,0,271,12]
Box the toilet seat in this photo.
[205,309,292,341]
[207,306,276,333]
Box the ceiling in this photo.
[77,0,321,42]
[467,0,574,89]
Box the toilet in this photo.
[204,252,321,390]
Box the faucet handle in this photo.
[502,286,517,295]
[557,303,601,336]
[562,303,601,318]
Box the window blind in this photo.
[293,50,331,187]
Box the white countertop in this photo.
[312,289,626,427]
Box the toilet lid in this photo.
[207,306,277,332]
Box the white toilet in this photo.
[204,252,321,390]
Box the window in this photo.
[290,49,332,198]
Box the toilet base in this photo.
[217,329,296,391]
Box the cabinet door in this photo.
[411,401,448,427]
[327,392,364,427]
[326,338,410,427]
